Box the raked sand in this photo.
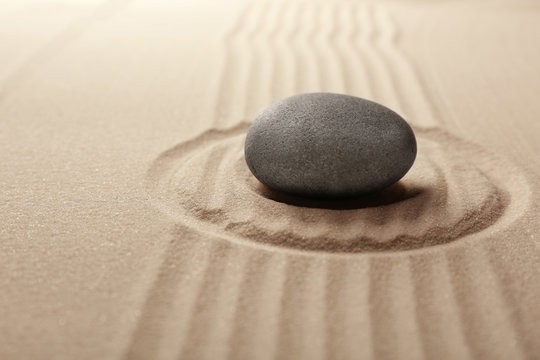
[0,0,539,359]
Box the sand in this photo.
[0,0,539,359]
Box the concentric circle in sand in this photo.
[146,122,523,253]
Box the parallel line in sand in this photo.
[232,1,442,129]
[176,246,251,360]
[157,8,262,350]
[216,0,440,127]
[340,2,441,128]
[325,258,374,360]
[314,1,344,92]
[347,1,375,98]
[238,0,259,121]
[211,1,251,128]
[335,3,359,96]
[122,228,218,360]
[410,253,473,360]
[274,257,329,360]
[377,5,443,127]
[289,1,310,94]
[365,2,412,121]
[266,1,288,105]
[244,1,284,119]
[128,5,255,357]
[0,0,132,106]
[369,257,425,360]
[213,1,262,128]
[354,2,404,114]
[373,4,440,128]
[299,1,323,91]
[333,3,353,95]
[368,258,401,360]
[274,0,300,97]
[326,2,348,93]
[172,242,236,359]
[225,253,289,360]
[242,0,319,106]
[240,1,270,121]
[483,236,540,358]
[446,245,526,360]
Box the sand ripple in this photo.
[147,122,513,253]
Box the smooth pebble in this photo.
[244,92,417,198]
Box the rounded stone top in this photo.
[244,92,417,198]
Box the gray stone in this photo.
[244,92,417,199]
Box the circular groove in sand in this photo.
[146,122,525,253]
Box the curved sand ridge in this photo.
[146,122,522,253]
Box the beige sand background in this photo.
[1,0,539,359]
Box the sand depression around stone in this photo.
[145,122,524,253]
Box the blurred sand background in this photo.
[0,0,539,359]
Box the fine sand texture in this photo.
[1,0,539,359]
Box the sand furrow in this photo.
[336,3,362,97]
[410,253,473,360]
[326,3,348,94]
[284,1,301,93]
[225,253,288,360]
[484,235,540,358]
[266,2,289,105]
[179,246,251,360]
[369,257,424,360]
[123,227,220,360]
[299,1,323,92]
[212,2,255,128]
[354,3,404,113]
[268,1,300,100]
[315,2,345,92]
[214,1,264,128]
[373,5,439,127]
[274,256,328,360]
[348,2,376,98]
[288,1,310,94]
[174,241,241,360]
[278,0,301,96]
[241,1,277,120]
[325,257,374,360]
[446,244,526,360]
